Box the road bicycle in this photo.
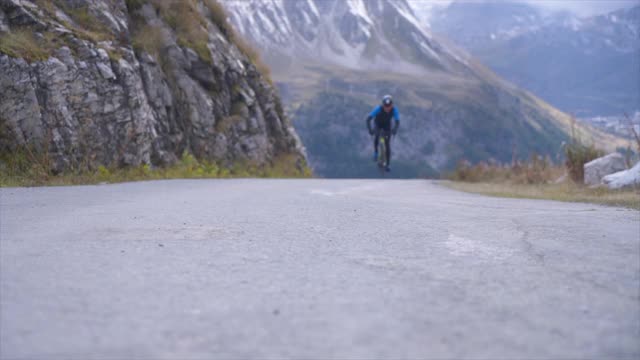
[374,131,391,175]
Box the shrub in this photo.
[564,142,603,183]
[563,115,605,183]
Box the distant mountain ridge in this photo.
[222,0,626,178]
[427,1,640,117]
[223,0,469,75]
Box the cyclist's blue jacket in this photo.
[369,106,400,122]
[368,105,399,131]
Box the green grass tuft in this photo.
[132,25,165,58]
[1,149,312,187]
[0,30,50,62]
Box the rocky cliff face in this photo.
[0,0,306,174]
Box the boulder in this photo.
[602,161,640,189]
[584,153,626,186]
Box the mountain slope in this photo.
[223,0,469,75]
[430,2,640,117]
[0,0,306,174]
[223,0,626,178]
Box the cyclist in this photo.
[366,95,400,172]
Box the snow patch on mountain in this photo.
[346,0,373,25]
[222,0,468,75]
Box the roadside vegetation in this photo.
[446,121,640,209]
[0,150,311,187]
[0,29,51,62]
[445,179,639,210]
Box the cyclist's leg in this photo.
[373,128,380,152]
[374,117,384,153]
[384,131,391,166]
[372,128,380,161]
[381,119,392,166]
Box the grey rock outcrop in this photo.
[1,0,46,30]
[0,0,306,174]
[584,153,627,186]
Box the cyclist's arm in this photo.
[366,106,381,131]
[368,106,381,119]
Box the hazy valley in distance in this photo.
[222,0,633,178]
[425,1,640,119]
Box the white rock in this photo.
[602,162,640,189]
[584,152,626,185]
[97,48,110,61]
[96,62,116,80]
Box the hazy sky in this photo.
[528,0,639,16]
[411,0,640,16]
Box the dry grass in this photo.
[202,0,234,37]
[0,30,50,62]
[147,0,212,64]
[448,155,563,185]
[444,181,640,210]
[215,115,243,133]
[132,25,165,58]
[445,151,639,209]
[34,0,57,16]
[126,0,272,80]
[264,153,313,178]
[50,1,114,43]
[1,2,113,62]
[1,150,312,188]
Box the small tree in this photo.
[564,115,604,183]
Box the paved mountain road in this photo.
[1,179,638,359]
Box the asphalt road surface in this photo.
[1,179,638,359]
